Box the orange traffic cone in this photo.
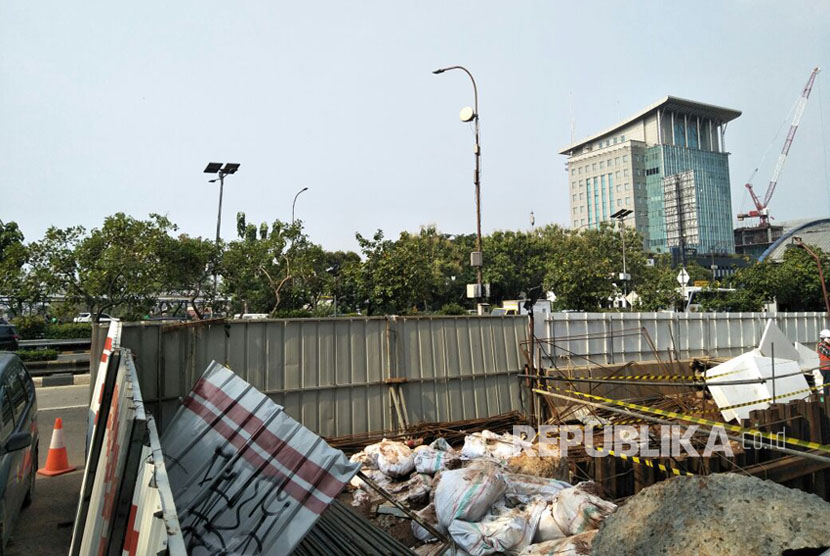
[37,417,77,477]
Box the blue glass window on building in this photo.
[688,121,699,149]
[608,173,614,213]
[673,116,686,148]
[601,175,607,220]
[593,177,600,226]
[587,180,592,225]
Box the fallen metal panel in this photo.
[71,348,122,555]
[161,361,360,555]
[122,417,186,556]
[75,348,147,555]
[86,320,123,451]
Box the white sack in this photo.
[434,461,507,528]
[448,501,547,556]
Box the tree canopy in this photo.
[3,212,829,319]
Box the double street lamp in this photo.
[433,65,486,311]
[204,162,241,243]
[204,162,240,307]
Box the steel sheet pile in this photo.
[161,361,361,555]
[348,430,617,555]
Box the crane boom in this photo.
[762,67,820,207]
[739,66,820,226]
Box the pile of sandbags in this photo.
[348,431,615,555]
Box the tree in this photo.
[221,213,321,315]
[160,234,222,319]
[354,227,466,315]
[634,255,684,311]
[0,221,43,315]
[483,229,548,305]
[538,224,650,311]
[29,213,176,321]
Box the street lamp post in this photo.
[433,65,485,312]
[612,208,633,310]
[791,237,830,316]
[204,162,240,309]
[204,162,241,243]
[292,187,309,225]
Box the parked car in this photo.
[0,321,19,351]
[0,353,38,552]
[73,313,113,323]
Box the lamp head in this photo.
[459,106,476,122]
[432,68,446,75]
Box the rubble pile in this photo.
[592,473,830,556]
[348,431,617,555]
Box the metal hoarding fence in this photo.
[160,360,361,554]
[71,348,185,555]
[91,315,528,437]
[541,312,828,366]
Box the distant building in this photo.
[559,96,741,257]
[734,224,785,260]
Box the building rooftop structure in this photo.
[559,96,742,155]
[759,218,830,262]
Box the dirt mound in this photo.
[592,473,830,556]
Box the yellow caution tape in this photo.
[548,367,745,383]
[535,385,830,455]
[591,444,694,476]
[717,382,830,411]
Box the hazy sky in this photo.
[2,1,829,252]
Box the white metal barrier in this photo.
[541,312,828,366]
[70,347,185,555]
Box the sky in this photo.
[2,1,830,253]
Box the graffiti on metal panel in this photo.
[180,448,296,555]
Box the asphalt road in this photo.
[6,386,89,555]
[35,384,90,412]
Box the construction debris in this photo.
[706,321,818,421]
[346,429,616,554]
[591,474,830,556]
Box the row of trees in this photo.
[1,214,828,320]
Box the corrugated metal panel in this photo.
[75,349,148,556]
[542,312,827,366]
[95,316,528,438]
[161,361,360,554]
[126,417,186,555]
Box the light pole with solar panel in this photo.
[203,162,240,311]
[203,162,240,243]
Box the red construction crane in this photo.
[737,67,820,227]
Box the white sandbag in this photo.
[364,439,415,478]
[350,467,387,490]
[461,430,530,461]
[415,446,461,475]
[448,501,547,556]
[504,472,571,505]
[434,461,507,528]
[535,507,566,542]
[411,503,443,542]
[550,483,616,536]
[363,472,432,505]
[520,530,597,555]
